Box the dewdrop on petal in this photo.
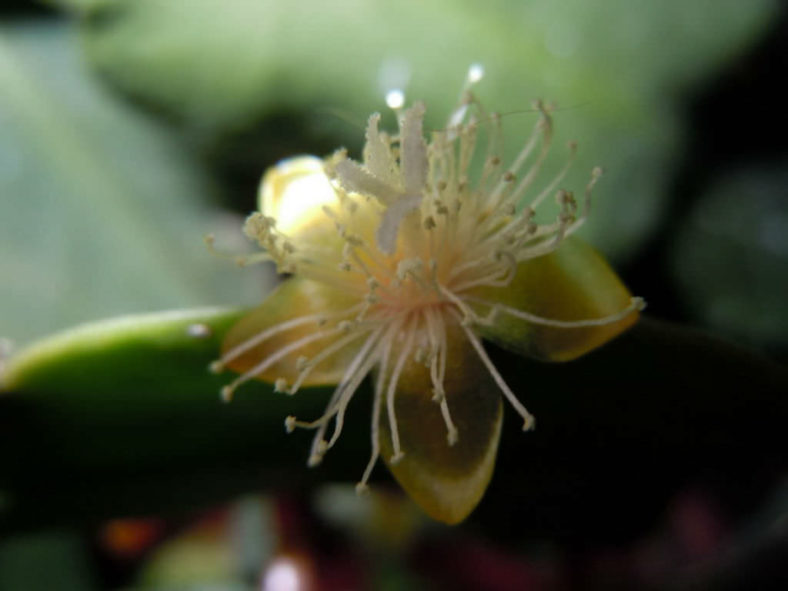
[212,66,643,524]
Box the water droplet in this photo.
[467,63,484,84]
[385,89,405,110]
[187,323,212,339]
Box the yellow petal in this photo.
[221,277,363,386]
[378,321,503,525]
[471,237,638,361]
[259,156,340,240]
[259,155,381,253]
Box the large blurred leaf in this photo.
[2,308,786,544]
[55,0,776,259]
[0,23,267,346]
[672,161,788,349]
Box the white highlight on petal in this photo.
[275,175,336,234]
[260,157,337,236]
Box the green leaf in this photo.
[0,22,267,347]
[56,0,776,259]
[672,161,788,348]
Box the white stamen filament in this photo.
[457,313,535,432]
[222,328,341,401]
[465,295,646,328]
[425,307,458,445]
[287,328,372,396]
[297,326,385,466]
[214,305,362,372]
[292,325,383,432]
[386,317,416,464]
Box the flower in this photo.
[212,73,643,524]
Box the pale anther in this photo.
[431,387,445,403]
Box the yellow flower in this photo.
[212,78,643,524]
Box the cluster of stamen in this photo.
[212,69,644,493]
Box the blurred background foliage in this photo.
[1,0,787,589]
[0,20,269,346]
